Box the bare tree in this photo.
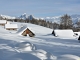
[76,20,80,28]
[60,14,73,29]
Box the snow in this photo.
[45,16,60,23]
[15,42,36,52]
[74,32,80,36]
[1,14,80,26]
[0,14,15,19]
[32,49,57,60]
[59,54,80,60]
[17,25,27,34]
[17,25,35,36]
[54,29,77,39]
[5,24,18,28]
[0,20,7,24]
[0,22,80,60]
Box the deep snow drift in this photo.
[0,21,80,60]
[53,29,78,39]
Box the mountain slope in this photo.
[0,22,80,60]
[0,14,15,19]
[0,14,80,24]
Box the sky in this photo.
[0,0,80,18]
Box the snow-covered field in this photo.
[0,21,80,60]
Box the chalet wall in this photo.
[6,28,17,30]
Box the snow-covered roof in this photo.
[17,25,34,35]
[17,25,27,35]
[54,29,75,38]
[0,20,7,24]
[5,24,18,28]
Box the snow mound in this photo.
[74,32,80,36]
[32,49,57,60]
[59,54,80,60]
[15,42,36,52]
[15,42,57,60]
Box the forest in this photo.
[0,14,80,32]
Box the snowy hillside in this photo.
[0,21,80,60]
[44,14,80,24]
[71,14,80,24]
[17,14,80,24]
[44,16,61,23]
[0,14,15,19]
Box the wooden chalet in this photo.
[5,24,18,30]
[17,26,35,37]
